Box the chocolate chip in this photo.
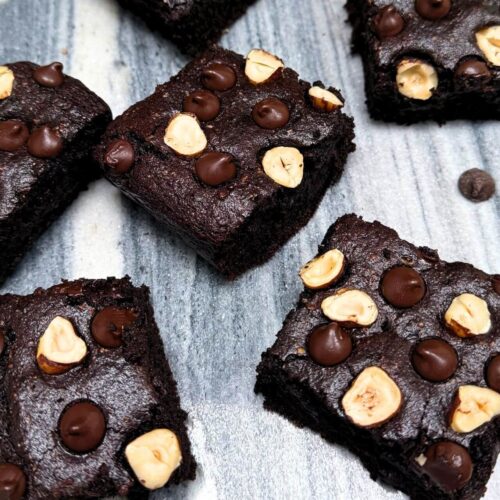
[412,338,458,382]
[0,331,5,357]
[372,5,405,39]
[421,441,473,492]
[59,401,106,453]
[27,125,63,158]
[183,90,221,122]
[91,306,137,348]
[104,139,135,174]
[0,120,29,152]
[33,62,65,88]
[201,62,236,91]
[251,98,290,129]
[486,355,500,392]
[380,266,426,308]
[458,169,495,202]
[455,59,491,80]
[307,322,352,366]
[195,152,237,186]
[415,0,451,20]
[0,464,26,500]
[493,275,500,294]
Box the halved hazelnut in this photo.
[396,59,438,100]
[299,249,346,289]
[444,293,491,337]
[308,86,343,112]
[0,66,14,100]
[450,385,500,433]
[475,26,500,66]
[36,316,87,374]
[245,49,284,85]
[262,146,303,188]
[125,429,182,490]
[164,113,207,157]
[342,366,402,428]
[321,289,378,327]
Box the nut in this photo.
[396,59,438,100]
[450,385,500,433]
[125,429,182,490]
[475,26,500,66]
[308,86,343,112]
[164,113,207,157]
[262,146,304,188]
[444,293,491,337]
[299,249,346,289]
[321,289,378,327]
[245,49,284,85]
[342,366,402,428]
[0,66,14,100]
[36,316,87,374]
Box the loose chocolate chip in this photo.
[91,306,137,348]
[458,169,495,202]
[195,152,237,186]
[0,464,26,500]
[455,59,491,80]
[183,90,221,122]
[104,139,135,174]
[0,331,5,357]
[307,322,352,366]
[486,355,500,392]
[33,62,65,87]
[0,120,29,152]
[422,441,473,492]
[412,338,458,382]
[251,97,290,129]
[380,266,426,308]
[27,125,63,158]
[201,62,236,91]
[59,401,106,453]
[415,0,451,20]
[372,5,405,39]
[493,275,500,294]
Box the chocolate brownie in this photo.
[256,214,500,499]
[0,61,111,284]
[95,46,355,278]
[0,277,195,498]
[345,1,500,123]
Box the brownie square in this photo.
[0,61,111,284]
[345,0,500,123]
[0,277,195,498]
[256,214,500,499]
[95,46,355,278]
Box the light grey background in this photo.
[0,0,498,498]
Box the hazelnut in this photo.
[245,49,284,85]
[164,113,207,157]
[262,146,304,188]
[0,66,14,100]
[342,366,402,428]
[444,293,491,337]
[308,86,343,112]
[125,429,182,490]
[450,385,500,433]
[36,316,87,374]
[321,289,378,327]
[299,249,346,289]
[475,26,500,66]
[396,59,438,100]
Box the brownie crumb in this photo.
[458,168,496,202]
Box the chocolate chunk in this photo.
[195,152,237,186]
[91,306,137,348]
[27,125,63,158]
[486,355,500,392]
[104,139,135,174]
[458,168,495,202]
[183,90,221,121]
[33,62,65,88]
[307,322,352,366]
[455,58,491,79]
[412,338,458,382]
[415,0,451,20]
[0,464,26,500]
[493,275,500,295]
[0,120,29,152]
[201,62,236,91]
[251,98,290,129]
[380,266,426,308]
[372,5,405,39]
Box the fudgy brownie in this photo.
[0,277,195,498]
[0,61,111,284]
[256,214,500,499]
[95,46,355,278]
[345,1,500,123]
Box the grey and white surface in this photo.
[0,0,499,498]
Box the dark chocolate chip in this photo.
[455,59,491,80]
[27,125,63,158]
[104,139,135,174]
[201,62,236,91]
[195,152,237,186]
[486,355,500,392]
[0,120,29,152]
[0,331,5,357]
[412,338,458,382]
[372,5,405,39]
[251,98,290,129]
[0,464,26,500]
[183,90,221,122]
[493,275,500,294]
[307,322,352,366]
[380,266,426,308]
[91,306,137,348]
[33,62,65,88]
[415,0,451,20]
[458,169,495,202]
[421,441,473,492]
[59,401,106,453]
